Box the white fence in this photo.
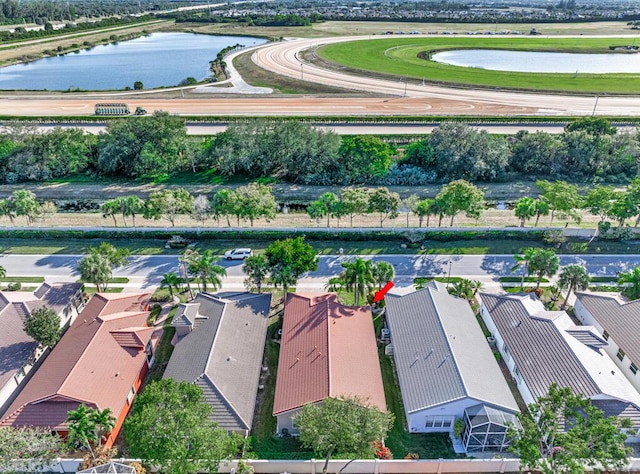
[33,457,640,473]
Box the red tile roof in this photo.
[273,293,386,415]
[0,293,151,431]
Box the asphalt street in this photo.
[1,254,638,291]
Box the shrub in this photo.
[128,462,147,474]
[6,281,21,291]
[567,242,589,253]
[404,453,419,460]
[373,440,392,460]
[147,303,162,325]
[381,164,436,186]
[150,288,172,302]
[453,418,465,438]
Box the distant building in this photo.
[385,282,519,454]
[164,292,271,436]
[481,292,640,441]
[0,282,83,414]
[273,293,386,435]
[0,293,153,448]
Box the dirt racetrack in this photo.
[0,95,537,117]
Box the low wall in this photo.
[39,457,640,473]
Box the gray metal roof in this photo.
[481,293,600,400]
[576,293,640,366]
[385,282,518,414]
[164,292,271,433]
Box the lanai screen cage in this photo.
[76,462,136,474]
[462,404,519,453]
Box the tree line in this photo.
[5,177,640,232]
[1,116,638,186]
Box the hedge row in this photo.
[0,228,547,243]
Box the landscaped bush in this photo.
[6,281,21,291]
[147,303,162,325]
[150,288,172,302]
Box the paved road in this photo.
[1,254,637,290]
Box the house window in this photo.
[602,330,609,341]
[617,349,626,361]
[502,343,511,362]
[514,366,523,384]
[631,363,638,375]
[127,386,135,404]
[145,341,153,363]
[425,416,454,429]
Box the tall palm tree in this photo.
[618,267,640,301]
[341,258,374,306]
[90,408,116,448]
[558,265,590,308]
[78,253,112,292]
[511,247,536,291]
[529,248,560,290]
[66,404,97,457]
[371,261,395,290]
[188,250,227,292]
[242,254,270,293]
[160,272,181,298]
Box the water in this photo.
[431,49,640,74]
[0,32,267,91]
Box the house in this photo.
[163,292,271,436]
[273,293,386,435]
[481,292,640,441]
[385,282,520,453]
[574,293,640,393]
[0,292,153,448]
[0,282,84,414]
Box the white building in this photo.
[481,292,640,442]
[385,282,520,453]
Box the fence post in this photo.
[374,458,380,474]
[436,458,443,474]
[310,458,316,474]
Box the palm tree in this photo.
[90,408,116,448]
[160,272,181,298]
[66,404,97,457]
[511,248,536,291]
[0,265,6,280]
[188,250,226,292]
[558,265,590,308]
[371,261,394,290]
[528,248,560,290]
[618,267,640,300]
[450,279,474,300]
[242,254,270,294]
[78,253,112,292]
[341,258,374,306]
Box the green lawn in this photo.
[379,347,457,459]
[145,306,177,383]
[318,37,640,93]
[0,276,45,283]
[84,286,124,294]
[250,317,316,460]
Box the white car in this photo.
[224,248,253,260]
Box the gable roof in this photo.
[575,292,640,365]
[385,282,518,414]
[481,293,640,412]
[163,292,271,432]
[0,292,151,429]
[273,293,386,415]
[0,283,82,395]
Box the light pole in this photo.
[446,260,453,288]
[301,62,304,81]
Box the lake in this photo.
[431,49,640,74]
[0,32,267,91]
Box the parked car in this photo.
[224,248,253,260]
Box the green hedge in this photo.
[0,228,547,243]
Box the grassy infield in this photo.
[318,36,640,94]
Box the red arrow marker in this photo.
[373,281,394,304]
